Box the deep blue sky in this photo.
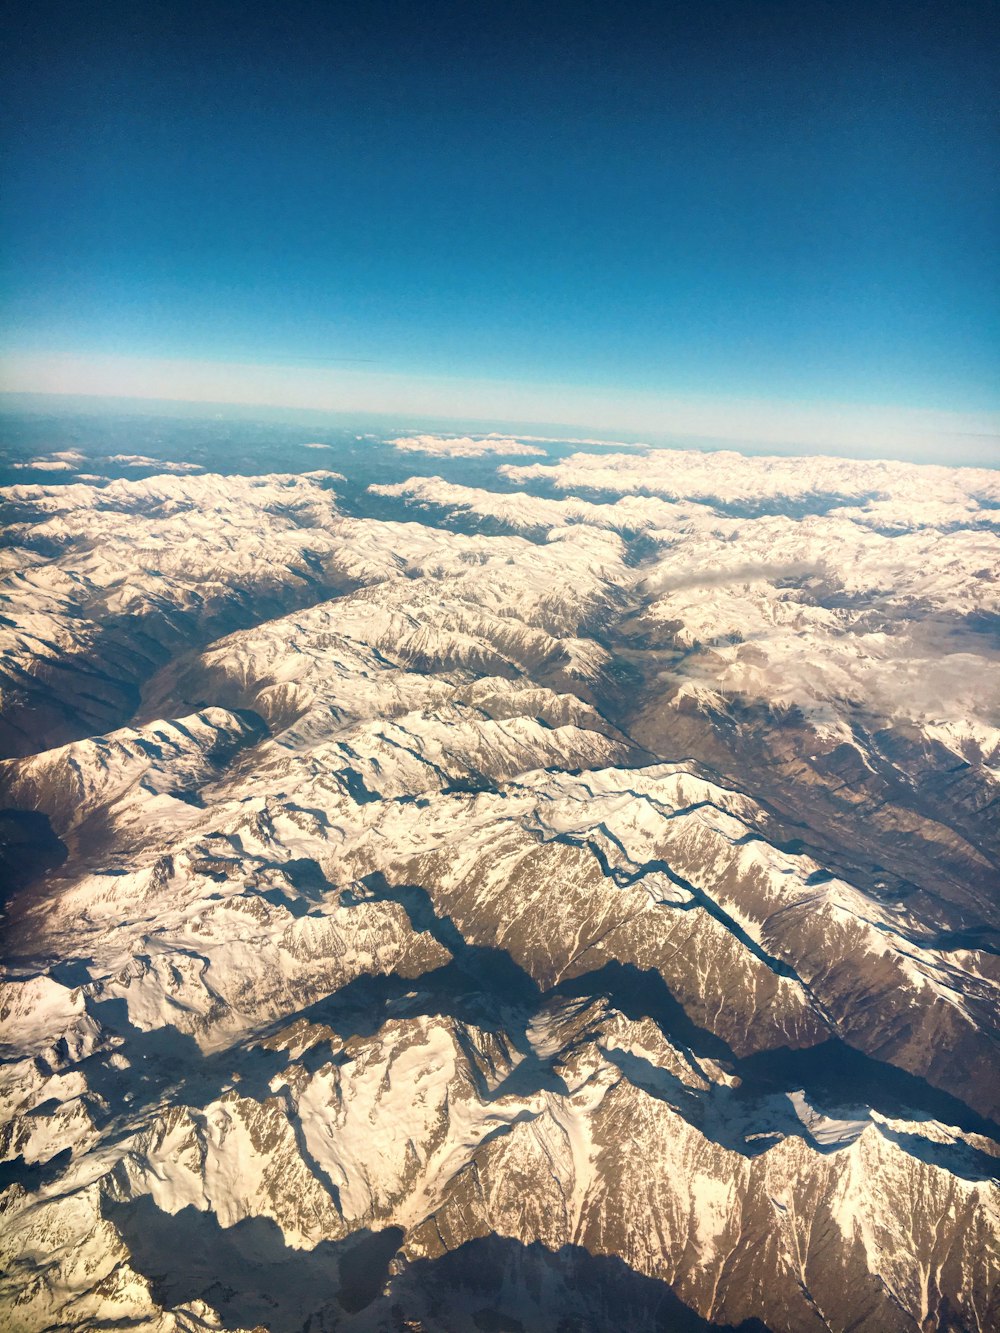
[1,1,998,438]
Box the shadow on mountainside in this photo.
[105,1196,770,1332]
[552,960,736,1063]
[730,1039,1000,1144]
[105,1196,399,1332]
[0,808,67,905]
[368,1235,771,1333]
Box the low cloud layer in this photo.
[389,434,545,459]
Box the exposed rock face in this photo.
[1,444,998,1332]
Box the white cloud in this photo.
[12,458,76,471]
[389,434,545,458]
[106,454,203,472]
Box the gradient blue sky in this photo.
[1,1,998,456]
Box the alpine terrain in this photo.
[1,427,998,1333]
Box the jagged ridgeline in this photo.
[1,431,998,1332]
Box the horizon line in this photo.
[2,350,999,467]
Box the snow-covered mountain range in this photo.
[1,438,997,1331]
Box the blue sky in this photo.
[1,1,998,457]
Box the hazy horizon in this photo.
[2,374,998,469]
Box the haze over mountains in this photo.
[0,412,998,1332]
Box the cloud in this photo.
[642,560,819,598]
[106,454,203,472]
[501,433,648,449]
[11,458,75,471]
[388,434,545,458]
